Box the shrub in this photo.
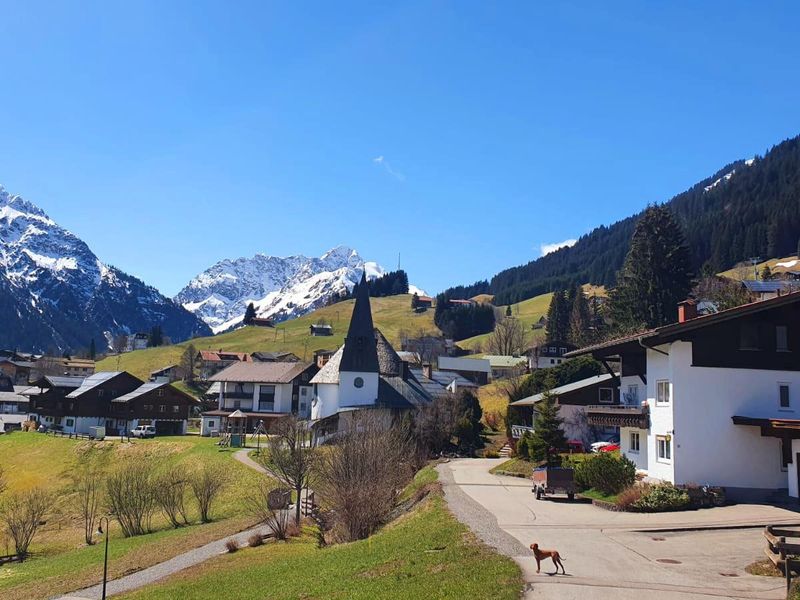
[247,532,264,547]
[225,539,239,553]
[1,488,53,559]
[485,449,500,458]
[190,463,228,523]
[616,484,646,510]
[633,483,690,512]
[154,464,190,528]
[106,462,157,537]
[516,432,530,459]
[575,453,636,495]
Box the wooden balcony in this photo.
[586,403,650,429]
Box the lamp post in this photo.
[96,516,110,600]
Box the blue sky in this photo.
[1,1,799,297]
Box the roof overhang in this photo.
[732,415,800,439]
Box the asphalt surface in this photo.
[438,459,796,600]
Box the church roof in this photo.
[309,347,344,384]
[375,329,403,377]
[339,272,380,374]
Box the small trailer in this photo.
[531,466,576,500]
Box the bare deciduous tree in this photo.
[73,466,103,545]
[106,462,157,537]
[316,412,415,542]
[0,465,6,497]
[190,463,228,523]
[111,334,128,355]
[257,416,316,525]
[487,314,528,356]
[154,464,190,528]
[412,393,460,455]
[693,276,751,312]
[1,488,53,559]
[179,343,198,383]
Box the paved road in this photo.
[438,459,798,600]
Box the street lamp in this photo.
[96,516,110,600]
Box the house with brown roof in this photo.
[196,350,251,380]
[569,293,800,501]
[200,360,319,436]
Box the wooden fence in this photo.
[763,525,800,593]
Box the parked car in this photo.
[599,443,621,453]
[131,425,156,439]
[567,440,585,453]
[590,439,619,453]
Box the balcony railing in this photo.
[511,424,534,439]
[222,392,253,400]
[586,403,650,429]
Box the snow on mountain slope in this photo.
[176,247,389,333]
[0,185,211,352]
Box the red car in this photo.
[599,443,620,453]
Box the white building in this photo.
[200,361,317,436]
[310,273,431,440]
[529,341,577,370]
[575,294,800,501]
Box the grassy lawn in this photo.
[458,292,552,352]
[0,433,264,600]
[489,458,534,478]
[98,295,439,380]
[578,488,619,503]
[118,467,522,600]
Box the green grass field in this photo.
[0,433,263,600]
[458,292,553,352]
[718,254,799,281]
[118,466,522,600]
[98,294,440,380]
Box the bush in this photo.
[616,485,646,510]
[574,453,636,495]
[484,411,502,432]
[515,433,530,459]
[190,463,228,523]
[633,483,690,512]
[485,449,500,458]
[225,539,239,553]
[1,488,53,559]
[248,532,264,547]
[106,462,157,537]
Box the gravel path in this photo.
[436,461,530,557]
[57,448,270,599]
[58,524,266,599]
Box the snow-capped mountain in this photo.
[0,185,211,352]
[176,247,386,333]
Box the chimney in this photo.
[422,362,433,380]
[677,299,697,323]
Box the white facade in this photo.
[618,340,798,495]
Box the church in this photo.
[310,272,431,439]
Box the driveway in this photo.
[438,459,799,600]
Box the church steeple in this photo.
[340,271,379,373]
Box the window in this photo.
[779,384,791,409]
[233,400,241,409]
[66,418,74,427]
[258,385,276,411]
[626,385,638,405]
[656,381,670,405]
[629,431,640,453]
[598,388,613,404]
[559,347,567,355]
[172,405,180,413]
[550,359,555,365]
[157,389,165,397]
[144,404,154,412]
[208,420,215,429]
[777,326,789,352]
[97,389,105,398]
[300,387,308,397]
[159,405,166,413]
[656,436,672,462]
[354,377,364,388]
[740,322,759,350]
[549,347,556,354]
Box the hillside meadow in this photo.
[0,433,263,600]
[98,294,440,380]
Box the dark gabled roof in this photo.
[375,329,403,377]
[150,364,178,376]
[511,373,618,406]
[41,375,85,388]
[251,351,299,362]
[567,291,800,358]
[112,382,199,404]
[339,272,379,374]
[209,361,313,383]
[742,280,796,293]
[66,372,143,399]
[375,376,430,410]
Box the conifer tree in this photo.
[568,288,591,346]
[528,391,566,466]
[89,338,96,361]
[243,302,257,325]
[505,304,512,317]
[545,291,569,342]
[760,265,772,281]
[411,293,420,310]
[609,205,692,329]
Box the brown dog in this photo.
[530,542,566,574]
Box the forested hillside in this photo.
[445,135,800,305]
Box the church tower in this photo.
[338,271,379,405]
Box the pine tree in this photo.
[505,304,512,317]
[545,291,569,342]
[568,288,591,346]
[89,338,96,361]
[760,265,772,281]
[243,302,257,325]
[148,325,163,348]
[528,391,566,466]
[411,293,420,310]
[609,205,692,329]
[454,390,483,454]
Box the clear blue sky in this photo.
[1,1,799,297]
